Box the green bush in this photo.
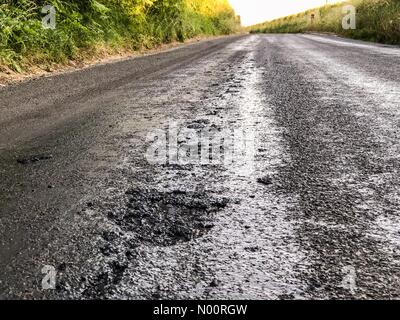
[0,0,240,72]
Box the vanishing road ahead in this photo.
[1,34,399,299]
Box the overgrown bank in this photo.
[250,0,400,45]
[0,0,240,73]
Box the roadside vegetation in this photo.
[250,0,400,45]
[0,0,240,73]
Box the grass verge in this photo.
[249,0,400,45]
[0,0,240,78]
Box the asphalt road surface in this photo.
[1,34,399,299]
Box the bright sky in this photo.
[229,0,342,26]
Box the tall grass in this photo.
[250,0,400,45]
[0,0,240,72]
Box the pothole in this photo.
[104,187,229,247]
[16,153,53,165]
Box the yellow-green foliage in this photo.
[250,0,400,44]
[0,0,240,71]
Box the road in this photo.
[0,34,399,299]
